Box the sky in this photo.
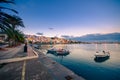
[7,0,120,37]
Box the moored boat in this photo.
[47,48,70,55]
[55,49,70,55]
[95,50,110,58]
[47,48,57,53]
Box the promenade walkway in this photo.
[0,44,54,80]
[0,44,25,60]
[0,44,38,64]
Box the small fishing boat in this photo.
[56,49,70,55]
[94,44,110,62]
[47,48,70,55]
[47,48,57,53]
[94,51,110,62]
[95,50,110,58]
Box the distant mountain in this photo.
[63,33,120,42]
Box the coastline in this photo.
[33,42,120,46]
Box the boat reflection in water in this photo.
[94,50,110,63]
[47,48,70,63]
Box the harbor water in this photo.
[39,44,120,80]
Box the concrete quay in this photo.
[35,49,85,80]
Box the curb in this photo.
[0,48,38,64]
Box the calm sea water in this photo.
[39,44,120,80]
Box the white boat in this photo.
[95,51,110,58]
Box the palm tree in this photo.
[0,0,25,46]
[0,12,15,32]
[7,15,25,46]
[0,0,17,13]
[14,29,25,43]
[7,15,24,29]
[0,0,15,4]
[0,0,18,31]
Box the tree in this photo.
[0,0,18,31]
[0,0,25,46]
[7,15,25,46]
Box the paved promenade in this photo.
[0,44,54,80]
[0,44,25,60]
[0,44,38,64]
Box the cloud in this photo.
[36,32,43,35]
[61,35,73,39]
[48,28,54,30]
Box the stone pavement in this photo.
[0,61,23,80]
[0,44,25,60]
[0,44,38,64]
[0,59,54,80]
[25,59,53,80]
[0,44,53,80]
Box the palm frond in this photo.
[0,7,18,14]
[0,0,15,4]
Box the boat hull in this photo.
[94,56,110,62]
[47,49,70,56]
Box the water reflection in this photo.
[40,44,120,80]
[57,56,64,63]
[47,51,70,56]
[94,56,110,63]
[47,51,69,63]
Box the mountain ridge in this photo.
[62,32,120,42]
